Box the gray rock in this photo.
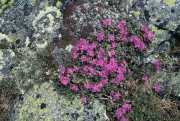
[10,82,109,121]
[0,49,16,82]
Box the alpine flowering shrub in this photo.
[58,18,162,120]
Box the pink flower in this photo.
[91,85,100,92]
[154,61,161,70]
[98,79,108,89]
[114,108,124,119]
[121,36,128,42]
[114,91,121,100]
[67,68,74,74]
[72,45,79,52]
[89,42,97,50]
[59,75,70,86]
[100,79,108,85]
[139,41,146,51]
[111,42,117,49]
[142,25,154,42]
[115,103,132,120]
[152,84,161,92]
[73,66,79,72]
[97,47,104,58]
[141,25,149,33]
[98,70,108,78]
[80,55,89,62]
[82,97,87,104]
[103,18,112,26]
[87,50,94,57]
[116,73,125,81]
[143,32,154,42]
[82,66,89,74]
[59,66,66,74]
[121,60,127,67]
[111,90,115,95]
[116,20,126,30]
[97,33,105,42]
[108,50,116,57]
[142,75,148,81]
[119,28,128,35]
[84,83,92,90]
[70,85,79,91]
[121,117,128,121]
[71,52,78,59]
[122,103,132,110]
[110,78,119,85]
[128,71,133,77]
[108,35,115,42]
[126,81,131,86]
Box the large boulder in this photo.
[10,82,108,121]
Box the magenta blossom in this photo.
[108,35,115,42]
[91,85,100,92]
[80,55,89,62]
[59,66,66,74]
[126,81,132,86]
[97,47,104,58]
[122,103,132,110]
[67,68,74,74]
[154,61,161,70]
[141,25,154,41]
[152,84,161,92]
[82,97,87,104]
[116,20,126,30]
[128,71,133,77]
[108,50,116,57]
[73,66,79,72]
[71,52,78,59]
[119,28,128,35]
[59,75,70,86]
[121,117,128,121]
[84,83,92,90]
[111,42,117,49]
[103,18,112,26]
[70,85,79,91]
[97,33,105,42]
[142,75,148,81]
[114,91,121,101]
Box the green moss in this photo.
[164,0,176,7]
[56,1,62,8]
[134,11,140,18]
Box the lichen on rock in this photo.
[10,82,108,121]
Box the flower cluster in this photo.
[152,84,161,93]
[58,18,161,120]
[141,25,154,42]
[114,103,132,121]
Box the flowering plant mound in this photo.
[58,18,162,120]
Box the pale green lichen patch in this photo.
[0,0,14,13]
[56,1,62,8]
[133,11,140,18]
[164,0,176,7]
[31,0,36,6]
[0,0,7,5]
[11,82,108,121]
[146,24,170,54]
